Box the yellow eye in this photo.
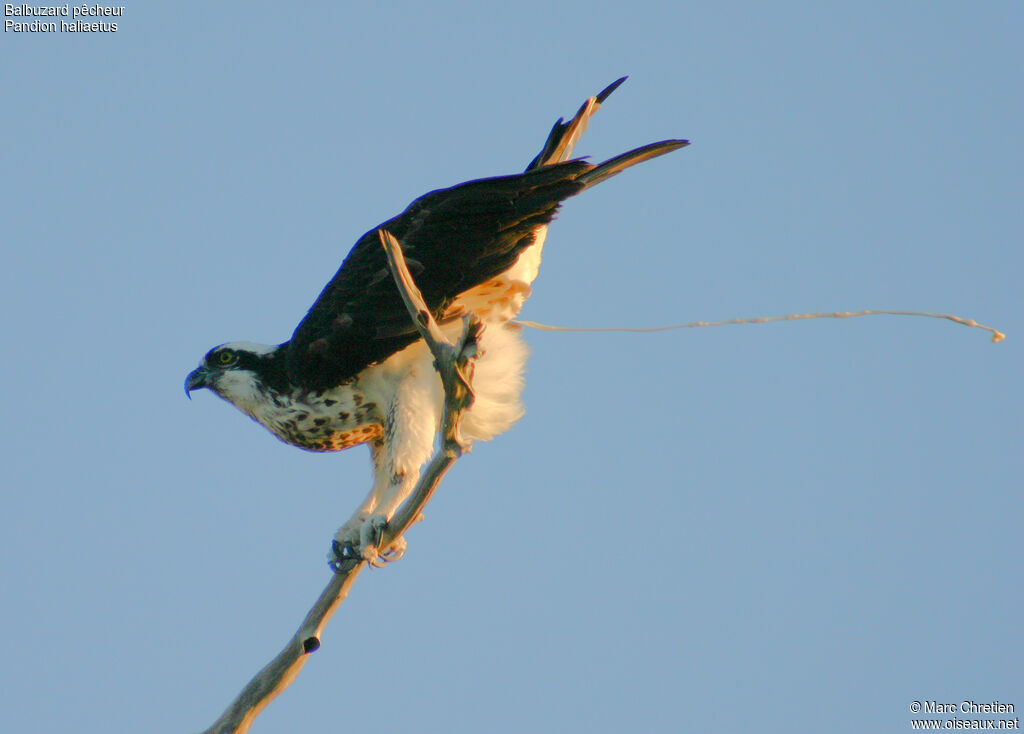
[216,350,236,365]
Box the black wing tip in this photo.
[650,139,691,152]
[578,138,691,188]
[596,76,629,103]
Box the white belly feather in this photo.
[361,227,545,450]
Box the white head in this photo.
[185,341,289,417]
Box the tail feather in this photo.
[578,139,690,188]
[526,77,628,171]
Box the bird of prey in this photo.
[185,77,687,566]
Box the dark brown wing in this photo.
[284,75,687,391]
[284,161,592,390]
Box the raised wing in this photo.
[285,161,591,390]
[284,78,686,391]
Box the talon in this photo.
[363,515,388,548]
[362,545,383,568]
[330,515,407,571]
[379,536,407,563]
[328,539,362,573]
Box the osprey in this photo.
[185,78,687,565]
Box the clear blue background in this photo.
[2,2,1020,732]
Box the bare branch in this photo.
[378,229,480,543]
[198,568,364,734]
[197,229,480,734]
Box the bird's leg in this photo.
[329,440,392,568]
[329,487,381,568]
[330,473,413,569]
[330,367,440,569]
[330,430,426,569]
[353,470,419,566]
[329,514,405,570]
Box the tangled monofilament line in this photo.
[516,309,1005,343]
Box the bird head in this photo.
[185,342,287,414]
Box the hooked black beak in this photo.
[185,366,211,399]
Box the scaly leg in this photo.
[329,440,388,568]
[331,365,440,568]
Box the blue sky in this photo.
[2,2,1020,732]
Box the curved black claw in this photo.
[328,539,362,573]
[327,518,402,572]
